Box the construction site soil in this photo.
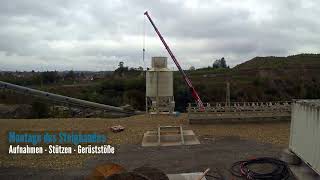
[0,114,291,179]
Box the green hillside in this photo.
[235,54,320,70]
[1,54,320,113]
[187,54,320,106]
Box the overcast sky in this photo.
[0,0,319,71]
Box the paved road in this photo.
[0,136,291,179]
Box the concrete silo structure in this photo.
[146,57,175,114]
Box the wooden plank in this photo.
[180,126,185,145]
[157,126,161,146]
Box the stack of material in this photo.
[110,125,125,133]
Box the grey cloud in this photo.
[0,0,319,71]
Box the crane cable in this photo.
[142,15,146,70]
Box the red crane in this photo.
[144,11,205,111]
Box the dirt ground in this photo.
[0,114,291,178]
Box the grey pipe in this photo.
[0,81,134,115]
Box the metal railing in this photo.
[188,101,292,113]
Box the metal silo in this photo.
[146,57,175,114]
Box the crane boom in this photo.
[144,11,205,111]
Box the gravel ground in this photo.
[0,114,290,170]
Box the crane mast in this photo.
[144,11,205,111]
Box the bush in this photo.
[31,101,49,118]
[0,94,6,100]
